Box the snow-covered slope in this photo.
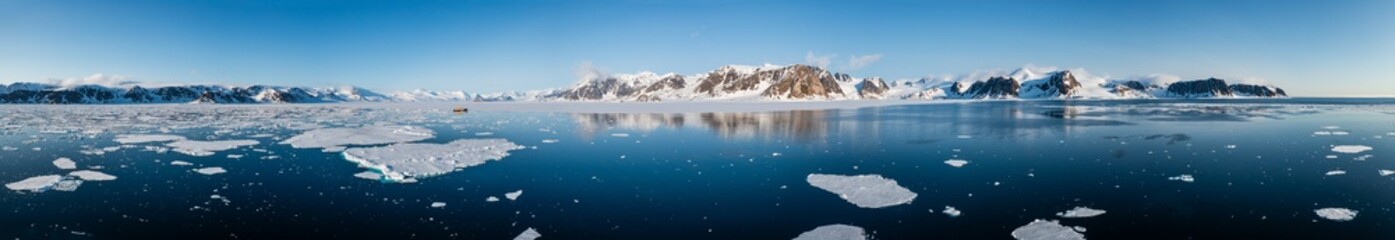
[0,64,1288,104]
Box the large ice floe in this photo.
[166,139,259,156]
[793,224,867,240]
[1314,208,1358,221]
[1011,219,1086,240]
[1331,145,1373,154]
[513,228,542,240]
[280,125,435,149]
[1057,207,1106,218]
[68,170,117,181]
[5,175,63,192]
[342,139,524,183]
[806,174,917,208]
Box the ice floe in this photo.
[353,171,383,180]
[166,139,259,156]
[1331,145,1373,154]
[514,228,542,240]
[1325,170,1347,176]
[430,202,446,208]
[1057,207,1106,218]
[541,139,559,144]
[793,224,867,240]
[170,160,194,166]
[5,175,63,192]
[53,157,77,170]
[341,139,523,183]
[486,196,501,202]
[68,170,117,181]
[194,167,227,175]
[806,173,917,208]
[505,190,523,201]
[51,179,82,191]
[944,159,969,168]
[1167,174,1195,183]
[113,134,186,144]
[1011,219,1085,240]
[280,125,435,149]
[942,206,962,217]
[1380,170,1394,177]
[1314,208,1357,221]
[610,133,630,137]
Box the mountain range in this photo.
[0,64,1286,104]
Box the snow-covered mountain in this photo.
[0,64,1287,104]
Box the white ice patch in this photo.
[1331,145,1373,154]
[280,125,435,149]
[1011,219,1085,240]
[170,160,194,166]
[166,140,259,156]
[5,175,63,192]
[53,157,77,170]
[944,159,969,168]
[486,196,500,202]
[806,173,917,208]
[1168,174,1195,183]
[113,134,186,144]
[342,139,523,183]
[541,139,559,144]
[1057,206,1107,218]
[430,202,446,208]
[1325,170,1347,176]
[793,224,867,240]
[353,171,383,180]
[505,190,523,201]
[1315,208,1357,221]
[610,133,630,137]
[1380,170,1394,177]
[68,170,117,181]
[514,228,542,240]
[194,167,227,175]
[942,206,962,217]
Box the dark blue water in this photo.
[2,99,1394,239]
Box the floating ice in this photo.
[5,175,63,192]
[1057,206,1107,218]
[1331,145,1373,154]
[942,206,962,217]
[430,202,446,208]
[1314,208,1357,221]
[52,179,82,191]
[342,139,523,183]
[505,190,523,201]
[194,167,227,175]
[166,139,259,156]
[53,157,77,170]
[793,224,867,240]
[1354,155,1374,161]
[170,160,194,166]
[944,159,969,168]
[541,139,559,144]
[353,171,383,180]
[1225,144,1237,149]
[514,228,542,240]
[1011,219,1085,240]
[68,170,117,181]
[280,125,435,149]
[1325,170,1347,176]
[486,196,500,202]
[113,134,186,144]
[1168,174,1195,183]
[610,133,630,137]
[806,174,917,208]
[1381,170,1394,177]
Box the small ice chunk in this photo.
[1057,206,1107,218]
[806,174,917,208]
[113,134,186,144]
[475,132,494,136]
[541,139,559,144]
[194,167,227,175]
[1225,144,1237,149]
[280,125,435,149]
[1315,208,1357,221]
[1380,170,1394,176]
[5,175,63,192]
[514,228,542,240]
[610,133,630,137]
[430,202,446,208]
[1168,174,1195,183]
[170,160,194,166]
[52,179,82,191]
[505,190,523,201]
[944,159,969,168]
[53,157,77,170]
[942,206,962,217]
[68,170,117,181]
[793,224,867,240]
[353,171,383,180]
[486,196,500,202]
[166,140,259,156]
[1331,145,1373,154]
[1011,219,1085,240]
[1325,170,1347,176]
[342,139,524,183]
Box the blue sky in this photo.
[1,0,1392,96]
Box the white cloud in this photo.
[846,54,883,69]
[573,60,609,84]
[805,52,834,69]
[44,73,138,88]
